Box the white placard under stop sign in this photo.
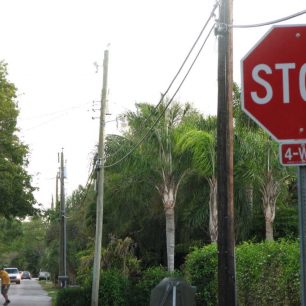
[280,142,306,166]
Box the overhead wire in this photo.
[105,1,218,138]
[231,9,306,28]
[79,172,95,205]
[78,159,97,206]
[154,1,219,106]
[103,1,219,167]
[20,101,92,121]
[104,7,306,169]
[64,5,306,199]
[20,101,93,131]
[104,24,216,169]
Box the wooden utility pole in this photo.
[216,0,236,305]
[59,149,67,288]
[91,49,109,306]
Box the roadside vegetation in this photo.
[40,280,59,306]
[0,62,300,305]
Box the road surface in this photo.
[3,279,51,306]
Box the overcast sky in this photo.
[0,0,305,209]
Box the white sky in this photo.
[0,0,305,209]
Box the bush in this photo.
[184,243,217,306]
[56,287,91,306]
[184,240,300,306]
[236,240,300,306]
[99,269,129,305]
[130,266,182,306]
[56,269,129,306]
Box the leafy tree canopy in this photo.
[0,61,37,218]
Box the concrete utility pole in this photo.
[56,170,59,210]
[91,49,109,306]
[216,0,236,305]
[59,149,67,288]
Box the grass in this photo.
[40,280,59,306]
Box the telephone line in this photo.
[103,2,218,165]
[20,101,92,121]
[104,24,215,169]
[109,1,218,134]
[231,9,306,28]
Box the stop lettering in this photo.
[251,63,306,104]
[241,25,306,142]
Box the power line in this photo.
[104,24,215,169]
[79,169,95,206]
[78,153,99,206]
[20,101,92,121]
[103,2,218,166]
[115,1,217,127]
[231,9,306,28]
[156,1,218,104]
[23,112,72,131]
[20,102,93,131]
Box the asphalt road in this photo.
[3,279,51,306]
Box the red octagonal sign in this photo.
[241,25,306,142]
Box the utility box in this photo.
[58,275,69,288]
[150,277,196,306]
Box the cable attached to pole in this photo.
[104,24,216,169]
[103,2,219,165]
[231,9,306,28]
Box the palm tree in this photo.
[235,129,289,241]
[233,82,289,241]
[105,101,194,272]
[176,116,218,242]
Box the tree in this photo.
[0,61,36,218]
[176,117,218,242]
[233,82,292,241]
[105,101,194,272]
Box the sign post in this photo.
[241,25,306,305]
[298,166,306,304]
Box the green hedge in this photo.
[129,266,182,306]
[99,269,129,305]
[184,243,218,305]
[236,240,300,306]
[56,269,128,306]
[56,266,180,306]
[184,240,300,306]
[56,287,91,306]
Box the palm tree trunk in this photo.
[265,219,274,241]
[165,206,175,272]
[245,183,253,213]
[208,177,218,242]
[261,171,279,241]
[157,180,176,273]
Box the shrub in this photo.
[56,287,91,306]
[236,240,300,306]
[99,269,129,306]
[184,240,300,306]
[130,266,182,306]
[56,269,129,306]
[184,243,217,306]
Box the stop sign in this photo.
[241,25,306,142]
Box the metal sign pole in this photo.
[172,285,176,306]
[298,166,306,306]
